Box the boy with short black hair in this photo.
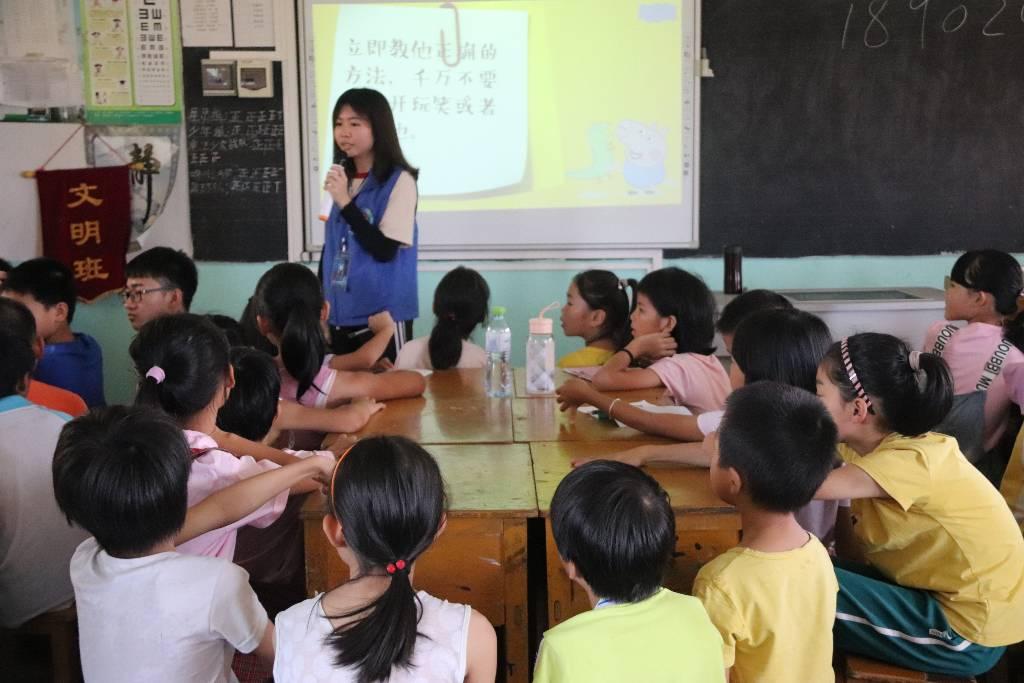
[0,297,87,417]
[533,460,725,682]
[0,316,87,628]
[52,404,334,682]
[123,246,198,330]
[694,381,839,682]
[3,257,105,406]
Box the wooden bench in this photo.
[843,654,977,683]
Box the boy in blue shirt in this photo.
[3,258,105,406]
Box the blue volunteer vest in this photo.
[321,168,419,326]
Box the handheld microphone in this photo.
[320,148,350,221]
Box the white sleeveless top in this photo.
[274,591,471,683]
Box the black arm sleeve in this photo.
[341,202,401,262]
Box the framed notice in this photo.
[82,0,182,124]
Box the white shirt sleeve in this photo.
[210,563,269,654]
[697,410,724,436]
[378,171,417,245]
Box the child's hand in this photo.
[368,311,396,335]
[351,396,386,423]
[309,452,339,487]
[629,333,677,361]
[556,378,597,412]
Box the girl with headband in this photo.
[813,332,1024,677]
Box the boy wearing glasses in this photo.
[123,247,198,330]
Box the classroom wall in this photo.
[78,254,969,404]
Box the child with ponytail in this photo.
[274,436,497,683]
[394,266,490,370]
[253,263,426,408]
[814,333,1024,677]
[923,250,1024,464]
[130,314,321,561]
[558,270,634,368]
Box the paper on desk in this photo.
[412,369,433,377]
[577,400,692,428]
[563,366,600,381]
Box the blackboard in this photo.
[183,48,287,261]
[692,0,1024,257]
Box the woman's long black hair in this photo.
[332,88,419,183]
[324,436,447,682]
[252,263,326,401]
[428,266,489,370]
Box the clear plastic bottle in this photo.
[526,302,558,395]
[484,306,512,398]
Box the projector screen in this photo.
[300,0,700,252]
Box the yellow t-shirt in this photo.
[999,424,1024,534]
[533,588,725,683]
[693,535,837,683]
[557,345,616,368]
[841,432,1024,646]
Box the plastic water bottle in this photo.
[485,306,512,398]
[526,302,558,395]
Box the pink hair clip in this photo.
[145,366,166,384]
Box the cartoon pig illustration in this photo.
[617,120,667,193]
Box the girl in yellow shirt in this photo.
[814,332,1024,678]
[557,270,633,368]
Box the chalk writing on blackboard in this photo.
[186,106,285,194]
[842,0,1024,49]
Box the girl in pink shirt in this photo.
[250,263,426,409]
[130,314,318,560]
[588,267,730,412]
[922,251,1024,459]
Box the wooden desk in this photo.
[355,369,514,444]
[513,367,664,401]
[512,398,673,444]
[531,441,741,628]
[302,443,536,683]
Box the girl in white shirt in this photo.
[395,266,490,370]
[274,436,496,682]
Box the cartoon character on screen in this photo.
[567,123,617,181]
[617,120,666,194]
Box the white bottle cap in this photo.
[529,317,553,335]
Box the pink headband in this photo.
[145,366,166,384]
[840,338,871,408]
